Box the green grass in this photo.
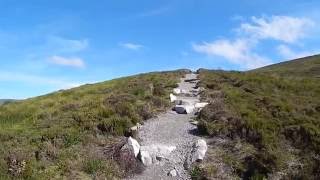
[0,99,15,106]
[252,54,320,78]
[0,70,187,179]
[197,56,320,179]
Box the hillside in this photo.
[0,70,188,179]
[1,55,319,180]
[195,56,320,179]
[253,54,320,78]
[0,100,15,106]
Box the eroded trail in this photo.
[127,74,201,180]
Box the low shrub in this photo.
[197,68,320,179]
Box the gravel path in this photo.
[127,74,201,180]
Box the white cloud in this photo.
[193,15,316,69]
[48,55,85,68]
[193,39,271,69]
[120,42,143,50]
[0,71,83,90]
[240,16,315,43]
[277,44,318,59]
[47,36,89,53]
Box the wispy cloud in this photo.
[193,15,316,69]
[46,36,89,53]
[0,71,83,90]
[48,55,85,68]
[119,42,144,50]
[193,39,271,69]
[239,16,315,43]
[277,44,318,60]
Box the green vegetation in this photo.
[197,55,320,179]
[0,70,187,179]
[0,99,15,106]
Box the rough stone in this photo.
[141,144,176,160]
[192,139,207,161]
[170,93,177,102]
[128,137,140,157]
[195,102,209,109]
[130,126,138,131]
[130,123,142,132]
[168,169,177,177]
[139,150,152,166]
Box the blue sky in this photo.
[1,0,320,99]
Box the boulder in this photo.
[119,144,143,174]
[170,93,177,102]
[128,137,140,157]
[140,144,176,161]
[195,102,209,109]
[174,105,187,114]
[174,105,195,114]
[192,139,207,161]
[139,150,152,166]
[129,123,142,138]
[130,126,138,131]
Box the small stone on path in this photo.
[168,169,177,177]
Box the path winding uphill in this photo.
[127,74,207,180]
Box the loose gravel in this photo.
[127,74,201,180]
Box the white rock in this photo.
[185,105,195,113]
[130,126,138,131]
[174,105,195,114]
[128,137,140,157]
[193,139,207,161]
[168,169,177,177]
[181,89,188,94]
[170,93,177,102]
[195,102,209,108]
[173,88,181,94]
[139,150,152,166]
[141,144,176,160]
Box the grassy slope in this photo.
[0,70,187,179]
[0,100,15,106]
[253,54,320,78]
[197,56,320,179]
